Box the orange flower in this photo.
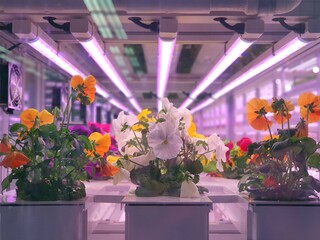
[99,162,120,177]
[297,92,320,123]
[0,152,30,168]
[20,109,54,129]
[88,132,111,157]
[246,98,272,130]
[70,75,96,104]
[262,134,279,141]
[272,99,294,124]
[0,146,30,169]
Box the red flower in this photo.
[236,137,252,152]
[263,176,278,188]
[225,141,234,159]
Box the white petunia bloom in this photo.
[147,120,183,160]
[215,143,229,172]
[160,98,191,130]
[180,180,200,198]
[131,151,155,167]
[112,111,138,141]
[117,138,138,156]
[113,168,130,185]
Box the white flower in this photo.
[215,143,229,172]
[112,111,138,141]
[159,98,191,130]
[160,98,174,112]
[117,138,138,156]
[147,120,183,160]
[131,151,155,167]
[113,168,130,185]
[180,180,200,198]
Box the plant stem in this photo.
[263,115,273,139]
[284,103,290,131]
[60,93,73,133]
[131,127,145,153]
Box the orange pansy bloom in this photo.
[0,152,30,169]
[20,109,54,129]
[262,134,279,141]
[297,92,320,123]
[70,75,96,104]
[88,132,111,157]
[272,99,294,124]
[99,162,120,177]
[246,98,272,131]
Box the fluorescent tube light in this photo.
[79,37,142,113]
[29,38,85,77]
[180,35,252,109]
[157,37,176,110]
[28,34,131,113]
[191,34,310,113]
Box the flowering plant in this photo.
[112,98,228,197]
[0,75,116,201]
[216,137,253,179]
[238,92,320,201]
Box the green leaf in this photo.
[78,135,92,151]
[300,137,317,155]
[235,156,247,169]
[203,161,216,173]
[156,118,166,123]
[39,124,57,138]
[237,174,252,192]
[307,152,320,168]
[1,175,12,191]
[193,174,200,184]
[10,123,27,133]
[185,160,203,174]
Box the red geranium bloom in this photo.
[225,141,234,159]
[263,176,278,188]
[236,137,252,152]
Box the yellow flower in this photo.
[70,75,96,104]
[132,108,155,131]
[246,98,272,131]
[137,108,152,121]
[88,132,111,156]
[188,118,205,139]
[107,155,120,163]
[297,92,320,123]
[20,109,54,129]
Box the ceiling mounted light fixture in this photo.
[191,32,312,113]
[180,19,264,109]
[12,20,130,113]
[157,18,178,110]
[70,19,142,113]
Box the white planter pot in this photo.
[122,195,212,240]
[0,194,87,240]
[248,200,320,240]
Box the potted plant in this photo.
[238,93,320,240]
[0,75,117,240]
[111,98,228,197]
